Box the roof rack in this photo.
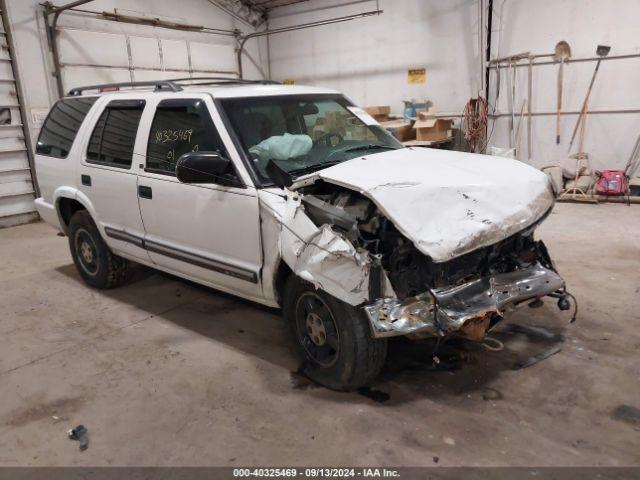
[68,80,183,96]
[67,77,281,96]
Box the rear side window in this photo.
[36,97,97,158]
[87,100,145,169]
[146,99,227,175]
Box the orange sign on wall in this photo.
[408,68,426,84]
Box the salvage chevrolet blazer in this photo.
[33,78,573,390]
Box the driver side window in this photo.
[146,99,228,176]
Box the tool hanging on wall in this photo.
[515,99,526,156]
[625,131,640,179]
[560,46,611,203]
[509,61,517,148]
[553,41,571,144]
[568,45,611,152]
[527,56,533,161]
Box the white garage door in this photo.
[56,22,239,94]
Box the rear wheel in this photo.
[68,210,129,289]
[284,275,387,391]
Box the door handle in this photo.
[138,185,152,199]
[81,174,91,186]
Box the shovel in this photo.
[553,41,571,144]
[569,45,611,151]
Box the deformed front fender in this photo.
[258,190,393,306]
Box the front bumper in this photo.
[364,262,565,339]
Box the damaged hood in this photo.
[303,148,555,263]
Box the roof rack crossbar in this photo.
[67,80,182,96]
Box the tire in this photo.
[68,210,129,289]
[283,275,387,391]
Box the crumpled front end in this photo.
[264,174,571,343]
[364,260,565,339]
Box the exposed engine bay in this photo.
[290,180,572,341]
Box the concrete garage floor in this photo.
[0,203,639,467]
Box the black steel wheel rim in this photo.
[295,292,340,367]
[74,228,99,276]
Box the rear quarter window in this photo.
[86,100,145,169]
[36,97,97,159]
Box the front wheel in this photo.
[68,210,129,289]
[283,276,387,391]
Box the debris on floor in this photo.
[67,424,89,451]
[612,405,640,426]
[290,368,320,390]
[514,344,563,370]
[481,388,503,401]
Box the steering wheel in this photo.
[315,132,344,148]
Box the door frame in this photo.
[134,91,264,295]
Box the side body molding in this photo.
[103,227,258,283]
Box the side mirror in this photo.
[175,151,239,186]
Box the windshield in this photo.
[219,94,402,185]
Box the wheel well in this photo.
[58,197,86,229]
[274,260,293,307]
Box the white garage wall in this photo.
[268,0,640,172]
[6,0,638,177]
[5,0,270,146]
[267,0,483,115]
[487,0,640,171]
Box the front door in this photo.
[136,96,263,300]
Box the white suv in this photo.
[33,78,572,390]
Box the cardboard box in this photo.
[346,117,376,141]
[312,117,329,140]
[413,110,453,142]
[380,119,415,142]
[325,110,350,132]
[364,106,390,122]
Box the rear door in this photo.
[77,97,149,261]
[136,95,263,299]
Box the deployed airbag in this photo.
[249,133,313,161]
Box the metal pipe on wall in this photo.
[269,0,378,19]
[237,9,383,78]
[43,0,96,98]
[490,108,640,118]
[60,6,237,35]
[489,52,640,69]
[484,0,493,101]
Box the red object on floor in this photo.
[596,170,628,195]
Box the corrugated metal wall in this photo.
[0,2,37,227]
